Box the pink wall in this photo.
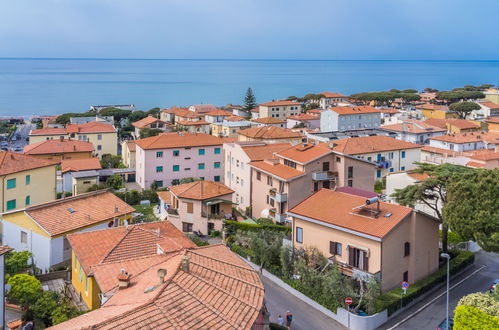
[286,118,320,129]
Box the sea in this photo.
[1,58,499,117]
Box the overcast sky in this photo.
[0,0,496,60]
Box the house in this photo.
[176,120,211,134]
[50,243,266,330]
[0,151,57,213]
[465,150,499,168]
[238,126,303,144]
[287,189,439,292]
[132,115,173,138]
[486,117,499,133]
[416,103,457,120]
[379,108,401,125]
[380,120,446,144]
[331,136,422,180]
[135,132,225,189]
[1,190,134,273]
[251,117,287,128]
[121,140,136,168]
[203,109,233,124]
[188,104,218,113]
[159,106,189,123]
[66,221,195,310]
[158,181,234,235]
[23,139,94,161]
[61,158,102,194]
[471,101,499,120]
[418,92,437,102]
[29,122,118,157]
[0,245,13,328]
[224,141,291,213]
[211,116,252,138]
[286,113,320,130]
[250,107,260,119]
[484,88,499,104]
[424,118,481,134]
[249,142,375,223]
[319,92,347,109]
[428,132,499,152]
[258,100,302,119]
[320,106,382,132]
[69,115,114,125]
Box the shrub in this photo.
[224,220,291,237]
[457,293,499,317]
[229,244,254,259]
[5,251,32,277]
[7,274,42,307]
[210,230,221,238]
[187,234,209,247]
[454,305,499,329]
[270,323,288,330]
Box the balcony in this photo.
[312,171,338,181]
[268,208,287,224]
[269,188,287,202]
[166,208,179,217]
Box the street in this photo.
[263,276,347,330]
[379,250,499,330]
[8,123,33,152]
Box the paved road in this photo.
[379,250,499,330]
[263,276,347,330]
[9,123,34,152]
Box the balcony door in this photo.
[348,247,369,272]
[322,162,330,171]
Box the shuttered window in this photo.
[404,242,410,257]
[348,247,368,272]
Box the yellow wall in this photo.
[72,176,98,195]
[28,151,93,161]
[121,141,135,168]
[485,94,499,104]
[29,134,65,144]
[29,132,117,158]
[421,109,456,120]
[72,251,101,310]
[1,211,50,238]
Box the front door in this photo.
[210,203,220,215]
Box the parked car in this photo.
[489,279,499,293]
[13,146,22,152]
[436,317,453,330]
[11,136,17,141]
[1,141,8,146]
[1,147,8,151]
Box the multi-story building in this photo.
[251,117,286,128]
[121,140,136,168]
[424,118,481,134]
[23,139,94,160]
[286,113,320,130]
[211,116,252,138]
[132,115,173,138]
[331,135,422,180]
[320,106,381,132]
[60,158,102,194]
[0,152,57,213]
[318,92,347,109]
[484,87,499,104]
[223,141,291,213]
[203,109,233,124]
[288,189,439,292]
[380,120,446,144]
[159,106,189,123]
[249,142,375,223]
[428,132,499,152]
[188,104,218,113]
[238,126,303,144]
[472,101,499,120]
[416,103,457,120]
[258,100,302,119]
[486,117,499,133]
[158,180,234,235]
[135,132,225,189]
[29,122,118,157]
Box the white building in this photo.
[0,246,12,328]
[320,106,381,132]
[380,120,446,144]
[429,132,499,152]
[318,92,347,109]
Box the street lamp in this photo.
[441,253,450,330]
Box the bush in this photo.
[114,189,158,205]
[229,244,254,259]
[454,305,499,329]
[7,274,42,307]
[5,251,32,277]
[224,220,291,237]
[457,293,499,317]
[270,323,288,330]
[187,234,209,246]
[210,230,221,238]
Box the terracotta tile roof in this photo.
[466,161,485,168]
[126,140,136,151]
[479,101,499,109]
[135,132,224,150]
[30,122,116,135]
[407,171,430,181]
[61,157,102,173]
[29,127,67,135]
[334,187,377,198]
[175,109,205,119]
[381,120,445,134]
[249,160,305,181]
[468,149,499,161]
[330,106,381,115]
[24,191,135,237]
[225,115,245,122]
[287,113,319,121]
[205,109,233,117]
[251,117,286,124]
[332,136,421,155]
[0,151,57,176]
[189,104,218,113]
[0,245,13,256]
[24,139,94,155]
[416,103,450,111]
[423,118,447,129]
[486,117,499,124]
[321,92,346,98]
[238,126,303,140]
[445,119,480,130]
[241,143,291,161]
[421,146,461,157]
[176,120,210,126]
[50,245,264,330]
[161,106,189,114]
[430,132,499,144]
[306,109,324,114]
[132,116,168,129]
[169,181,233,200]
[260,100,301,106]
[379,108,400,114]
[288,189,412,239]
[276,142,331,164]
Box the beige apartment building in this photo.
[121,140,136,168]
[288,189,439,292]
[258,100,302,119]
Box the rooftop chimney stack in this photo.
[117,269,130,289]
[181,255,190,273]
[157,268,167,284]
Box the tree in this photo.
[424,88,439,93]
[437,91,484,104]
[449,101,481,119]
[248,230,284,272]
[100,154,124,169]
[51,300,81,325]
[243,87,257,112]
[402,89,418,94]
[7,274,42,308]
[391,163,471,253]
[5,251,32,277]
[31,291,59,326]
[106,174,124,189]
[443,169,499,252]
[140,128,163,138]
[98,108,132,122]
[147,107,161,116]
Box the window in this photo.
[240,179,244,186]
[323,181,331,189]
[329,241,342,256]
[404,242,410,257]
[256,172,261,181]
[284,159,297,168]
[7,178,16,189]
[389,152,394,159]
[214,147,221,154]
[25,175,31,185]
[25,196,30,206]
[267,175,273,186]
[348,179,353,187]
[403,271,409,283]
[6,199,16,211]
[348,247,368,271]
[79,265,83,282]
[214,176,220,182]
[154,180,163,187]
[85,276,89,295]
[156,151,163,158]
[156,166,163,173]
[186,202,193,214]
[97,134,102,140]
[401,166,406,171]
[173,150,180,157]
[198,163,205,170]
[97,145,102,151]
[296,227,303,243]
[74,257,78,270]
[336,156,341,163]
[198,149,205,155]
[389,168,394,173]
[173,165,180,172]
[377,154,382,162]
[322,162,330,171]
[182,222,193,232]
[314,182,319,192]
[401,151,406,159]
[21,231,27,244]
[347,166,353,178]
[376,169,381,178]
[214,162,221,169]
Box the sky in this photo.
[0,0,497,60]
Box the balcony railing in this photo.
[312,171,338,181]
[166,208,179,216]
[201,212,224,220]
[269,188,287,202]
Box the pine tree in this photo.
[243,87,257,112]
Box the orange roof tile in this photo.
[416,103,449,111]
[407,171,430,181]
[332,136,421,155]
[445,119,480,130]
[0,151,57,176]
[61,157,102,173]
[379,108,400,114]
[125,140,136,151]
[24,139,94,155]
[238,126,303,140]
[479,101,499,109]
[23,191,135,236]
[468,149,499,161]
[287,113,319,121]
[486,117,499,124]
[306,109,324,114]
[249,160,305,181]
[421,145,461,157]
[174,108,204,119]
[30,122,116,135]
[161,106,188,114]
[205,109,233,116]
[381,120,445,134]
[132,116,168,129]
[225,115,245,122]
[466,161,485,168]
[423,118,447,129]
[430,132,499,144]
[169,181,233,200]
[260,100,301,106]
[276,142,332,164]
[288,189,413,239]
[189,104,218,113]
[330,106,381,115]
[251,117,286,124]
[135,132,224,150]
[176,120,210,126]
[241,142,291,161]
[321,92,346,98]
[0,245,13,256]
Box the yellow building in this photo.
[417,103,457,119]
[485,117,499,133]
[121,140,136,168]
[68,221,195,310]
[211,116,252,138]
[0,151,57,213]
[484,88,499,104]
[23,139,94,161]
[1,190,135,275]
[29,122,118,158]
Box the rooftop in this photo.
[276,142,332,164]
[251,117,286,124]
[24,139,94,155]
[321,92,346,98]
[240,142,291,161]
[0,151,57,176]
[479,101,499,109]
[249,160,305,181]
[125,140,136,152]
[30,122,117,135]
[238,126,303,140]
[132,116,168,129]
[381,120,445,134]
[329,106,381,115]
[332,135,421,155]
[260,100,301,106]
[61,157,102,173]
[334,187,378,199]
[416,103,450,111]
[161,106,189,114]
[205,109,233,117]
[430,132,499,144]
[167,180,233,200]
[189,104,218,113]
[135,132,224,150]
[176,120,210,126]
[425,118,480,130]
[287,113,319,121]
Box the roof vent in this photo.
[384,213,392,218]
[181,255,190,273]
[157,268,167,284]
[67,208,76,214]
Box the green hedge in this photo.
[229,244,254,259]
[376,250,475,315]
[269,323,288,330]
[225,220,291,235]
[454,305,499,329]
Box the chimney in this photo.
[60,136,64,141]
[157,268,167,284]
[181,255,190,273]
[117,269,130,289]
[115,205,119,213]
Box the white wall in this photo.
[429,139,485,152]
[320,110,380,132]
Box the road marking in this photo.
[386,265,486,330]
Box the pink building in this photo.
[286,113,320,130]
[249,141,375,223]
[135,132,225,189]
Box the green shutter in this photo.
[7,178,16,189]
[25,196,30,206]
[6,199,16,211]
[25,175,31,185]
